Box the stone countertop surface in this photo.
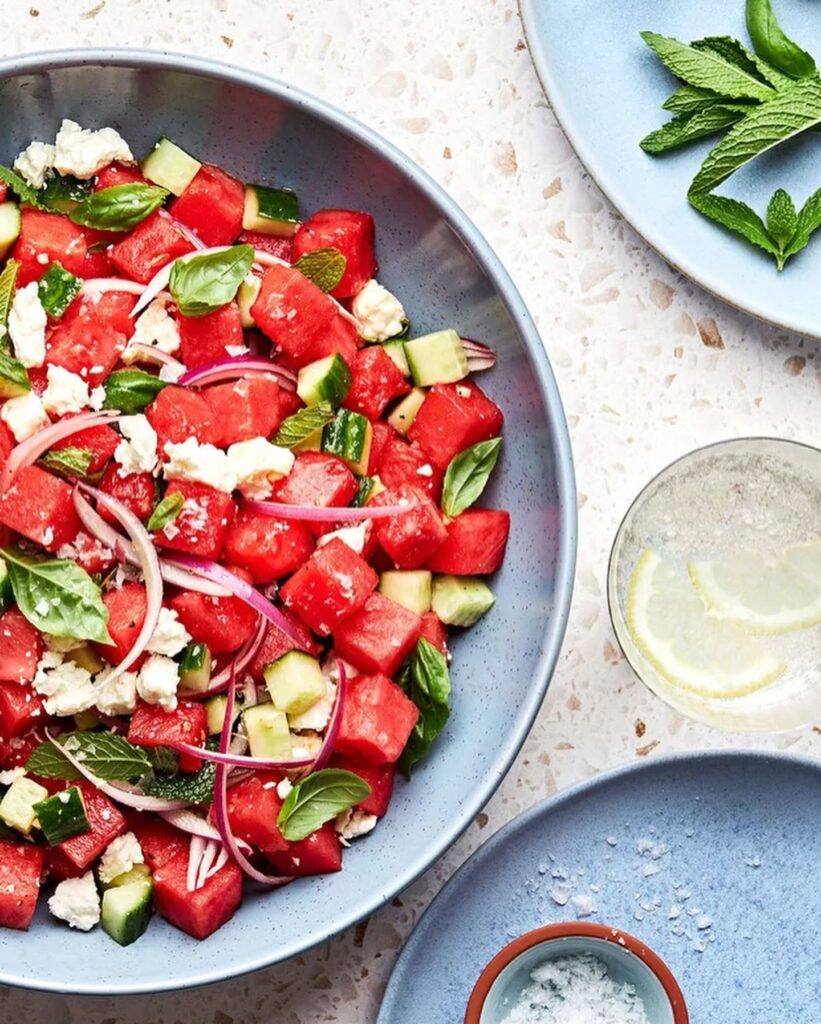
[0,0,817,1021]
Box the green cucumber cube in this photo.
[237,274,261,328]
[263,650,326,715]
[404,329,468,387]
[101,878,153,946]
[142,137,201,196]
[382,339,410,376]
[431,575,495,628]
[33,786,90,845]
[179,642,212,693]
[297,353,352,408]
[244,704,292,759]
[387,387,426,435]
[0,776,49,835]
[242,184,300,237]
[379,570,432,615]
[0,351,31,400]
[321,409,372,475]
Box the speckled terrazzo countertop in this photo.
[0,1,817,1021]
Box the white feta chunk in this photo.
[276,778,293,800]
[42,364,90,416]
[224,344,249,357]
[226,436,294,499]
[32,652,97,716]
[163,437,237,493]
[114,414,158,476]
[98,832,144,885]
[13,140,56,189]
[351,279,406,342]
[288,680,336,732]
[53,119,134,180]
[335,808,378,843]
[94,666,138,716]
[8,282,47,368]
[123,299,180,362]
[146,607,191,657]
[136,654,180,711]
[0,767,26,787]
[316,522,368,555]
[0,391,50,442]
[48,872,101,931]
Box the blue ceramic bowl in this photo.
[0,50,576,994]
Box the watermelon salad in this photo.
[0,121,509,944]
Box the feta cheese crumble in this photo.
[351,279,406,342]
[163,437,237,493]
[42,364,91,416]
[136,654,180,711]
[288,680,336,732]
[317,523,368,555]
[32,651,97,716]
[226,436,295,499]
[53,119,134,179]
[115,414,158,476]
[89,385,107,411]
[123,299,181,361]
[335,808,378,843]
[0,391,50,442]
[98,832,144,885]
[48,872,101,932]
[8,281,47,368]
[276,778,293,800]
[13,140,56,189]
[94,666,138,716]
[146,607,191,657]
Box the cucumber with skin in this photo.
[263,651,326,715]
[179,642,212,693]
[101,878,153,946]
[382,339,410,376]
[243,704,292,760]
[297,353,352,408]
[142,138,201,196]
[405,329,468,387]
[387,388,426,435]
[32,786,89,845]
[432,574,495,627]
[0,203,21,261]
[242,185,300,237]
[321,409,373,475]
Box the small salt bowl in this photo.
[465,922,688,1024]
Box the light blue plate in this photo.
[378,751,821,1023]
[0,51,576,994]
[519,0,821,337]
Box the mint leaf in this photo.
[640,31,775,102]
[747,0,816,80]
[398,638,451,777]
[0,259,20,352]
[40,446,94,478]
[147,491,184,532]
[169,244,254,318]
[102,369,167,413]
[663,85,725,116]
[641,105,749,155]
[766,188,798,248]
[692,35,793,91]
[0,164,44,208]
[277,769,371,842]
[442,437,502,518]
[274,400,335,449]
[294,247,347,293]
[781,186,821,261]
[689,77,821,196]
[70,183,168,232]
[38,262,82,319]
[0,350,30,396]
[1,547,113,644]
[688,192,780,258]
[143,759,217,804]
[26,733,152,781]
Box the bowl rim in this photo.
[464,921,689,1024]
[0,47,577,995]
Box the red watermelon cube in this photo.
[408,381,504,470]
[223,773,288,856]
[153,845,242,939]
[425,508,510,575]
[178,303,244,369]
[272,451,357,537]
[58,781,126,870]
[50,423,120,476]
[0,841,44,930]
[94,582,147,666]
[170,566,257,653]
[250,263,339,368]
[419,611,449,656]
[204,376,282,446]
[292,209,376,299]
[267,822,342,877]
[333,593,421,677]
[0,608,43,685]
[169,164,244,247]
[329,755,395,817]
[93,162,147,191]
[224,507,314,583]
[109,210,195,283]
[98,465,156,522]
[45,291,136,385]
[378,436,444,503]
[147,385,221,450]
[10,209,87,285]
[0,681,45,738]
[301,314,360,368]
[128,701,207,772]
[0,464,83,550]
[129,815,189,872]
[370,484,447,570]
[342,345,410,420]
[239,231,293,262]
[367,420,397,475]
[335,673,419,765]
[153,480,236,560]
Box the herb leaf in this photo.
[0,351,30,394]
[0,259,20,351]
[781,186,821,261]
[40,174,92,214]
[1,547,113,643]
[40,446,94,478]
[640,31,775,102]
[102,369,167,413]
[640,104,749,155]
[294,247,347,293]
[143,759,217,804]
[147,491,184,532]
[398,638,451,777]
[746,0,816,80]
[692,35,793,91]
[277,768,371,842]
[70,183,169,232]
[663,85,724,116]
[442,437,502,518]
[274,401,335,449]
[688,192,780,258]
[169,244,254,318]
[26,733,152,781]
[38,262,82,319]
[766,188,798,248]
[0,164,44,208]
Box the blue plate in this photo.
[519,0,821,337]
[378,751,821,1023]
[0,51,576,994]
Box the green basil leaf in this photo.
[294,247,347,293]
[0,259,21,352]
[277,768,371,842]
[142,758,217,804]
[40,446,94,479]
[0,164,45,208]
[25,732,152,781]
[689,77,821,196]
[37,262,82,319]
[147,491,184,532]
[40,174,92,214]
[274,400,335,449]
[766,187,798,248]
[442,437,502,518]
[70,183,169,232]
[640,31,775,102]
[398,638,451,777]
[169,244,254,317]
[688,192,780,259]
[0,350,31,396]
[102,368,167,413]
[1,547,113,644]
[640,104,749,155]
[692,35,793,91]
[746,0,816,80]
[781,185,821,261]
[662,85,726,116]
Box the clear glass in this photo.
[608,438,821,732]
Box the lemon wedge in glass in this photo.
[627,550,784,699]
[689,540,821,634]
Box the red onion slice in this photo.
[125,342,184,372]
[177,355,297,391]
[306,660,347,774]
[81,278,146,297]
[461,337,497,372]
[159,808,252,854]
[243,499,419,523]
[171,741,314,770]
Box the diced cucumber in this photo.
[179,642,212,693]
[107,863,152,889]
[0,351,30,400]
[263,651,326,715]
[432,575,495,627]
[237,274,261,328]
[38,262,82,319]
[205,694,238,735]
[33,786,89,845]
[379,570,432,615]
[101,878,153,946]
[40,174,92,214]
[297,354,352,408]
[352,476,376,508]
[67,643,105,675]
[382,339,410,376]
[73,710,99,731]
[141,137,201,196]
[321,409,373,475]
[365,475,386,501]
[242,184,299,237]
[405,329,468,387]
[387,387,426,435]
[0,557,11,611]
[243,704,292,759]
[0,202,21,261]
[0,776,49,835]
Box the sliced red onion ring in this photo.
[45,730,190,811]
[0,410,121,494]
[243,499,419,522]
[163,554,305,645]
[177,355,296,391]
[81,278,146,297]
[171,741,314,770]
[125,342,184,372]
[158,208,207,251]
[187,834,206,891]
[179,615,266,700]
[207,846,230,879]
[461,337,497,372]
[159,808,252,854]
[306,660,347,774]
[77,484,162,686]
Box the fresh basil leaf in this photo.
[442,437,502,518]
[147,491,184,532]
[781,186,821,261]
[277,768,371,842]
[274,400,335,449]
[0,259,20,352]
[1,547,113,644]
[0,164,45,208]
[398,638,451,777]
[640,104,749,155]
[663,85,725,116]
[169,244,254,318]
[0,350,31,396]
[688,192,780,258]
[102,368,167,413]
[142,758,216,804]
[294,247,347,293]
[40,446,94,479]
[692,35,793,91]
[40,174,92,213]
[25,732,152,781]
[747,0,816,80]
[38,262,82,319]
[70,183,169,232]
[640,31,775,102]
[766,188,798,249]
[689,77,821,196]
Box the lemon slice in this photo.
[627,550,784,699]
[689,540,821,634]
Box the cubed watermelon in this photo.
[98,464,156,522]
[129,814,189,872]
[203,376,282,446]
[44,845,88,883]
[250,263,339,368]
[169,164,244,247]
[272,451,357,538]
[153,845,242,939]
[58,531,117,576]
[58,781,126,869]
[367,420,397,475]
[292,209,376,299]
[408,381,504,470]
[239,230,293,262]
[419,611,449,656]
[223,773,288,855]
[10,209,87,285]
[0,681,45,738]
[224,508,314,583]
[50,423,120,475]
[153,480,236,561]
[333,593,422,677]
[370,484,447,570]
[0,841,44,930]
[170,566,257,653]
[301,314,360,368]
[335,673,419,765]
[267,822,342,877]
[0,465,83,550]
[128,701,207,773]
[147,385,221,450]
[425,508,510,575]
[45,291,136,386]
[342,345,410,420]
[178,303,244,369]
[378,436,444,503]
[0,608,43,685]
[109,210,195,284]
[329,755,395,817]
[93,162,147,191]
[94,582,147,666]
[248,616,321,682]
